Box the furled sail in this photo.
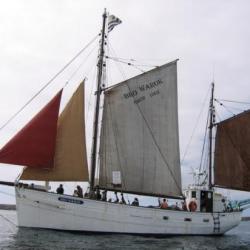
[21,82,89,181]
[214,110,250,191]
[99,60,182,197]
[0,90,62,169]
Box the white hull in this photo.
[16,187,241,235]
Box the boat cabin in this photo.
[184,187,227,213]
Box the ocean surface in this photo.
[0,210,250,250]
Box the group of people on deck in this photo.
[56,184,83,198]
[55,184,188,210]
[55,184,140,206]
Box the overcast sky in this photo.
[0,0,250,213]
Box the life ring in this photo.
[188,201,197,212]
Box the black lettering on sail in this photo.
[123,90,138,99]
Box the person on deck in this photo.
[56,184,64,194]
[114,191,119,203]
[101,190,107,201]
[120,193,126,204]
[182,201,187,211]
[174,202,180,210]
[77,185,83,198]
[131,197,139,206]
[160,198,168,209]
[96,186,101,200]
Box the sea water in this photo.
[0,210,250,250]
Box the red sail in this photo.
[0,90,63,169]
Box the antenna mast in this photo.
[208,82,215,190]
[90,9,107,194]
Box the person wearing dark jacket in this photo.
[77,185,83,198]
[120,193,126,204]
[131,197,139,206]
[56,184,64,194]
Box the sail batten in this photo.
[21,82,89,181]
[99,61,182,197]
[214,110,250,191]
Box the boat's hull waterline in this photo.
[16,188,241,235]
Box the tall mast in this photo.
[208,82,215,190]
[90,9,107,193]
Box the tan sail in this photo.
[21,82,89,181]
[214,110,250,191]
[99,60,182,197]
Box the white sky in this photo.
[0,0,250,214]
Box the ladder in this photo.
[212,213,220,233]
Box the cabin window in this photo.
[184,218,192,222]
[163,216,169,220]
[203,218,209,222]
[191,191,196,198]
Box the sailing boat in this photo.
[0,10,249,235]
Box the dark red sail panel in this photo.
[0,90,63,168]
[214,110,250,191]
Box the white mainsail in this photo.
[99,60,182,197]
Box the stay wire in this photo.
[65,42,99,86]
[214,99,235,116]
[218,99,250,105]
[107,56,151,73]
[107,56,159,68]
[181,85,210,164]
[0,33,99,131]
[108,44,127,80]
[86,63,98,123]
[198,106,210,184]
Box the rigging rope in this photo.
[65,43,99,86]
[107,56,160,67]
[217,99,250,105]
[214,99,235,116]
[181,85,210,164]
[106,56,157,73]
[198,106,210,185]
[0,34,99,131]
[86,64,98,123]
[108,43,127,80]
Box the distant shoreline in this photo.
[242,217,250,221]
[0,204,16,210]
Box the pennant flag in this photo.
[108,15,122,33]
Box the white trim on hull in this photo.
[15,187,241,235]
